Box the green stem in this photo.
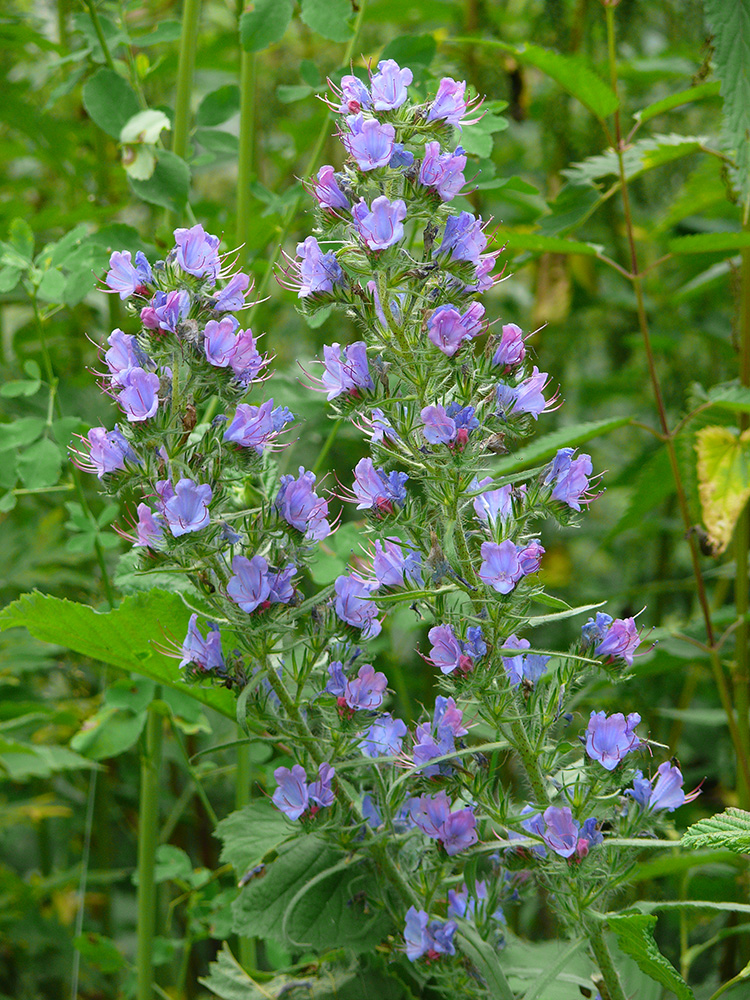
[586,918,628,1000]
[83,0,116,71]
[235,737,257,971]
[311,417,344,476]
[604,4,750,791]
[170,0,202,223]
[137,696,163,1000]
[70,769,99,1000]
[509,714,547,805]
[236,50,257,262]
[735,233,750,808]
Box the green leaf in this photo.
[196,85,241,127]
[706,383,750,413]
[195,130,240,156]
[129,150,190,212]
[538,184,601,237]
[0,739,100,780]
[231,835,390,951]
[457,922,515,1000]
[35,267,67,302]
[682,807,750,852]
[0,379,41,399]
[73,932,127,974]
[608,447,674,540]
[668,231,750,254]
[0,590,236,720]
[16,438,62,489]
[460,111,509,158]
[82,67,140,138]
[133,20,183,46]
[695,425,750,554]
[105,676,155,713]
[634,80,721,125]
[152,844,193,884]
[521,937,587,1000]
[0,417,46,453]
[70,704,147,760]
[495,228,601,256]
[215,800,291,874]
[493,416,631,475]
[300,0,353,43]
[705,0,750,210]
[276,84,314,104]
[0,266,23,293]
[606,912,695,1000]
[8,218,34,261]
[381,34,436,72]
[239,0,294,53]
[563,134,708,187]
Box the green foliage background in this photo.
[2,0,750,997]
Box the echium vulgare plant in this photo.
[76,59,700,999]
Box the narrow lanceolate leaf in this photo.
[493,416,631,475]
[704,0,750,210]
[456,922,515,1000]
[451,39,618,121]
[0,590,236,720]
[682,807,750,852]
[563,135,708,187]
[668,232,750,254]
[606,912,696,1000]
[695,425,750,554]
[633,80,721,125]
[495,228,602,256]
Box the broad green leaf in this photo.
[706,384,750,414]
[0,379,41,399]
[35,267,67,302]
[276,84,314,104]
[0,739,100,781]
[495,228,601,256]
[563,134,708,187]
[129,150,190,212]
[381,34,436,72]
[120,109,170,145]
[452,38,617,120]
[0,417,46,453]
[668,231,750,254]
[73,932,127,974]
[195,130,240,156]
[633,80,721,124]
[133,20,182,46]
[521,937,587,1000]
[82,67,140,138]
[17,438,62,489]
[0,590,236,720]
[231,835,390,951]
[501,934,595,998]
[606,912,695,1000]
[493,416,631,475]
[214,800,290,875]
[196,85,241,128]
[8,218,34,260]
[70,704,147,760]
[105,676,155,713]
[239,0,294,53]
[695,425,750,554]
[705,0,750,211]
[300,0,353,43]
[682,807,750,852]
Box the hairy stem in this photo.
[137,696,163,1000]
[236,50,257,263]
[586,918,628,1000]
[734,233,750,808]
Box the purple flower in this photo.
[105,250,152,299]
[427,77,469,128]
[272,765,309,820]
[344,663,388,711]
[174,224,221,280]
[352,458,407,512]
[227,554,271,613]
[325,661,347,697]
[594,617,641,667]
[404,908,457,962]
[371,59,413,109]
[581,612,614,647]
[410,790,452,838]
[334,575,382,639]
[117,368,160,422]
[267,563,296,604]
[492,323,527,368]
[434,212,487,264]
[389,143,414,168]
[365,407,399,445]
[213,272,251,312]
[411,791,478,855]
[501,634,549,686]
[585,711,641,770]
[163,478,212,536]
[180,614,224,671]
[361,794,382,827]
[518,539,545,576]
[141,289,191,333]
[440,807,479,855]
[427,302,485,356]
[479,540,522,594]
[544,447,595,511]
[628,762,698,812]
[308,762,335,808]
[229,328,265,384]
[313,165,349,210]
[134,502,164,547]
[77,427,137,478]
[472,477,515,525]
[105,329,146,384]
[223,400,278,453]
[542,806,580,859]
[359,713,407,757]
[295,236,344,298]
[320,341,374,399]
[204,317,240,367]
[419,142,467,201]
[352,196,407,250]
[372,537,422,588]
[427,624,465,674]
[413,697,467,775]
[509,366,554,420]
[336,74,371,113]
[342,114,395,171]
[276,467,330,541]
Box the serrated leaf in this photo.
[196,86,241,127]
[668,231,750,254]
[493,416,631,475]
[300,0,353,43]
[239,0,294,53]
[563,134,708,187]
[606,912,695,999]
[129,150,190,212]
[0,590,236,720]
[634,80,721,125]
[215,800,290,875]
[682,807,750,852]
[695,425,750,554]
[705,0,750,210]
[82,67,140,138]
[706,384,750,414]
